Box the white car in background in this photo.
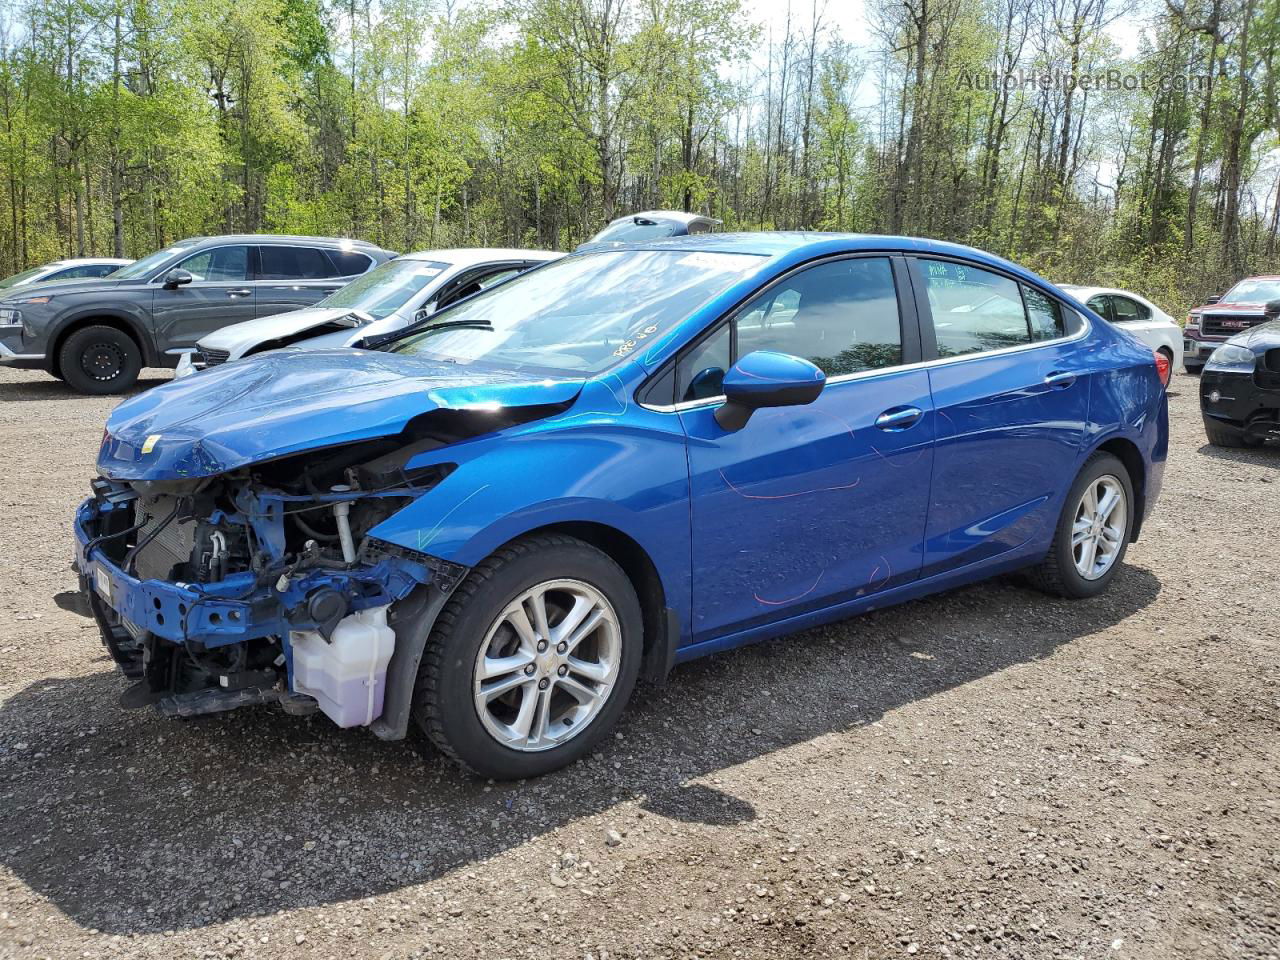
[178,248,562,376]
[1059,285,1183,383]
[0,257,132,290]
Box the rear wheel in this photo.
[412,534,642,779]
[1203,415,1260,448]
[58,325,142,394]
[1030,452,1134,599]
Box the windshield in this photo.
[388,249,763,375]
[111,245,195,280]
[0,266,48,289]
[1220,279,1280,304]
[317,258,449,320]
[589,218,682,245]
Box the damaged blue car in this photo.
[75,233,1168,779]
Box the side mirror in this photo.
[714,350,825,431]
[413,304,435,323]
[1206,294,1221,304]
[163,268,193,289]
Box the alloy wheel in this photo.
[472,579,621,752]
[1071,474,1127,580]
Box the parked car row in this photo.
[72,230,1171,779]
[3,221,1274,461]
[178,248,562,376]
[0,235,396,393]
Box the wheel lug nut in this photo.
[537,641,548,653]
[556,642,567,653]
[524,664,535,675]
[557,665,568,676]
[538,678,549,690]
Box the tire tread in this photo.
[1029,451,1130,599]
[412,533,618,776]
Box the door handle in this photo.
[875,406,924,430]
[1043,371,1078,389]
[226,288,252,298]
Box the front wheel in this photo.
[1030,452,1134,599]
[58,325,142,394]
[412,534,642,779]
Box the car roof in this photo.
[1059,285,1136,298]
[399,248,562,266]
[612,232,1051,278]
[176,234,390,251]
[47,257,134,267]
[606,210,719,227]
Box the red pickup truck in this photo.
[1184,275,1280,372]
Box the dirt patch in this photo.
[0,366,1277,959]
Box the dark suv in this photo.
[0,235,395,393]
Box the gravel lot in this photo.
[0,365,1277,960]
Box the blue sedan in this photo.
[75,233,1168,779]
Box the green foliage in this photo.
[0,0,1272,311]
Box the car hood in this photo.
[198,306,369,353]
[1227,319,1280,351]
[1195,301,1270,314]
[99,349,585,481]
[0,276,129,300]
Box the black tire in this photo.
[58,325,142,394]
[1029,452,1134,599]
[1203,415,1260,448]
[412,534,642,779]
[1184,364,1203,376]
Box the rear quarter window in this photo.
[328,250,375,276]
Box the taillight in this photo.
[1153,349,1171,387]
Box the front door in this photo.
[912,257,1091,576]
[152,244,257,348]
[678,255,935,642]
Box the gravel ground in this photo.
[0,365,1277,960]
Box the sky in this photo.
[746,0,1153,110]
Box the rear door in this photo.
[151,243,256,348]
[254,245,363,317]
[911,256,1091,577]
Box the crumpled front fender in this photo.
[365,404,694,633]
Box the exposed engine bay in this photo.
[76,423,480,729]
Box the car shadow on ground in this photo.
[1195,441,1280,468]
[0,566,1161,934]
[0,373,171,402]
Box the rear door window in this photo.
[920,260,1073,356]
[257,246,338,280]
